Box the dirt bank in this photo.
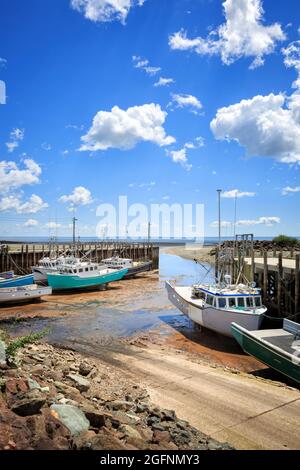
[162,245,215,264]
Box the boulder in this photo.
[66,374,90,393]
[119,424,142,441]
[108,400,133,412]
[79,362,93,377]
[10,391,46,416]
[50,404,90,436]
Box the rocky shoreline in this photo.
[0,334,232,451]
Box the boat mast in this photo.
[72,217,78,253]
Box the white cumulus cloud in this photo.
[169,0,285,68]
[154,77,174,87]
[211,93,300,164]
[165,137,204,170]
[282,186,300,195]
[6,128,25,153]
[79,104,175,151]
[222,189,256,198]
[0,159,42,194]
[60,186,93,209]
[0,194,48,214]
[236,216,280,226]
[132,55,161,76]
[70,0,145,24]
[170,93,203,114]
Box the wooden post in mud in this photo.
[278,252,283,315]
[215,247,219,282]
[251,247,255,283]
[263,251,268,303]
[295,254,299,316]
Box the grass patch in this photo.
[6,328,50,359]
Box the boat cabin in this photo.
[192,285,263,311]
[59,263,101,275]
[102,257,133,268]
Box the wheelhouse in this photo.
[192,287,263,311]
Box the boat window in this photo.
[69,270,72,274]
[79,268,83,273]
[228,298,236,308]
[255,297,261,307]
[218,298,226,308]
[237,298,245,308]
[85,268,89,272]
[246,297,253,308]
[206,295,214,306]
[194,290,205,300]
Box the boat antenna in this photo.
[72,216,78,252]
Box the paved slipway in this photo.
[109,342,300,451]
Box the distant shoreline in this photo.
[161,245,216,265]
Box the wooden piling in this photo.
[295,254,299,315]
[263,251,268,303]
[278,252,283,315]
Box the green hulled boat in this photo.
[232,320,300,384]
[47,260,128,291]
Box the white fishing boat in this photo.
[31,255,67,283]
[101,255,152,278]
[166,279,265,337]
[0,284,52,305]
[165,189,267,337]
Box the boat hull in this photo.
[231,323,300,384]
[166,282,263,337]
[32,267,56,284]
[0,286,52,305]
[47,268,128,291]
[0,273,34,288]
[124,261,152,278]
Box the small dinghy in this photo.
[0,284,52,305]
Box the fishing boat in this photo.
[32,256,67,283]
[0,284,52,305]
[166,279,265,337]
[231,320,300,384]
[101,255,152,278]
[0,271,34,288]
[47,259,128,291]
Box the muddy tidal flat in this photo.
[1,250,300,450]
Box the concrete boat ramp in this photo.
[113,345,300,450]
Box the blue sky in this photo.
[0,0,300,238]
